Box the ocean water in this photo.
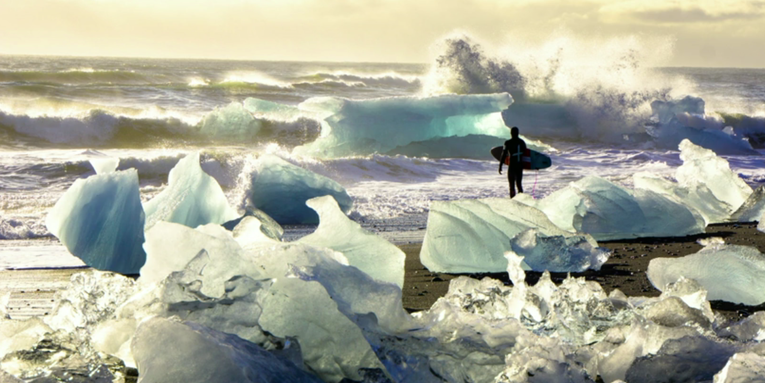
[2,39,765,267]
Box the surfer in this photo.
[498,126,527,198]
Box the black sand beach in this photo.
[401,222,765,322]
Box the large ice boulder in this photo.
[419,198,607,273]
[143,152,239,230]
[527,176,706,241]
[46,163,146,275]
[249,154,352,225]
[136,220,387,382]
[294,93,513,158]
[633,139,753,224]
[676,139,753,213]
[298,195,405,287]
[132,317,322,383]
[647,240,765,305]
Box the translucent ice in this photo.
[420,197,606,273]
[676,139,752,213]
[89,156,118,174]
[634,172,732,225]
[298,195,405,287]
[534,176,705,241]
[249,154,352,224]
[647,242,765,305]
[294,93,513,158]
[648,96,759,155]
[45,168,146,274]
[511,229,610,272]
[714,352,765,383]
[140,222,259,297]
[730,186,765,223]
[138,220,385,382]
[143,152,239,230]
[132,317,322,383]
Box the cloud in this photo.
[599,0,765,24]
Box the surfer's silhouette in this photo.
[498,126,527,198]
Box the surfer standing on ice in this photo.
[499,126,527,198]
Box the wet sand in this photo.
[401,222,765,323]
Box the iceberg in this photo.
[132,317,322,383]
[143,152,239,230]
[249,154,352,225]
[420,198,606,273]
[647,97,759,156]
[45,164,146,275]
[294,93,513,158]
[298,195,405,287]
[647,240,765,305]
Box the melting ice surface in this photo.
[250,154,352,224]
[143,152,239,230]
[294,93,514,158]
[7,235,765,383]
[419,139,764,274]
[44,160,146,275]
[648,239,765,306]
[11,136,765,381]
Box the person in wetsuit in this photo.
[498,126,526,198]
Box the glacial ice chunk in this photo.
[730,186,765,223]
[249,154,352,224]
[420,198,605,273]
[139,221,386,382]
[293,93,513,158]
[531,176,705,240]
[45,168,146,274]
[511,229,609,272]
[714,352,765,383]
[143,152,239,230]
[677,139,752,212]
[634,172,731,224]
[132,317,322,383]
[140,222,260,297]
[648,97,759,155]
[625,336,737,383]
[647,242,765,305]
[298,195,405,287]
[89,156,118,174]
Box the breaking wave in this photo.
[0,103,322,149]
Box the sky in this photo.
[1,0,764,68]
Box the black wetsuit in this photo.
[499,137,527,198]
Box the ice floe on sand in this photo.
[12,139,765,382]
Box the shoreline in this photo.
[401,222,765,323]
[3,222,764,323]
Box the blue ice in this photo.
[45,166,146,275]
[293,93,513,158]
[249,154,352,224]
[143,152,240,230]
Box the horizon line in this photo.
[1,52,764,70]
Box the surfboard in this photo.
[491,146,552,170]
